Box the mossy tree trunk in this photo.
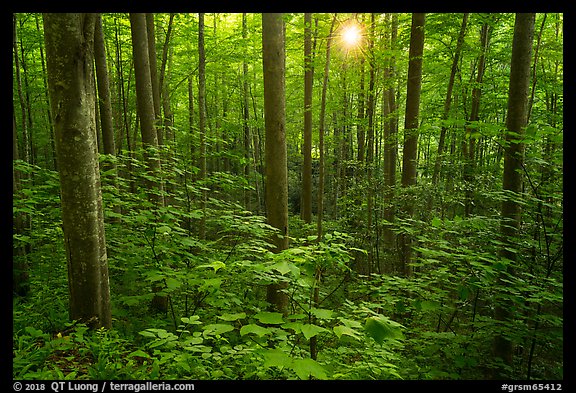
[43,13,111,329]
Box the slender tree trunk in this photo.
[130,13,163,207]
[198,13,207,240]
[146,13,163,145]
[242,13,252,211]
[399,13,425,277]
[492,12,535,378]
[13,110,30,297]
[130,12,167,313]
[13,15,30,166]
[317,14,337,241]
[43,13,111,329]
[463,21,490,217]
[94,14,117,158]
[35,14,57,171]
[301,13,314,224]
[432,13,468,186]
[262,13,289,314]
[382,13,398,252]
[365,13,377,274]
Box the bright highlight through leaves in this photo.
[342,24,361,47]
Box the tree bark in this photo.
[317,14,337,241]
[399,13,425,276]
[262,13,289,314]
[493,12,535,377]
[382,13,398,252]
[432,13,468,186]
[43,13,111,329]
[129,13,163,207]
[301,12,314,224]
[198,13,207,240]
[94,14,117,158]
[146,13,163,145]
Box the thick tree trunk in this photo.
[43,13,111,329]
[262,13,289,314]
[493,12,535,378]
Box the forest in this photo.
[12,13,563,382]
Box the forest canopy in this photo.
[13,12,563,381]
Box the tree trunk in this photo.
[301,12,314,224]
[146,13,163,145]
[242,13,252,211]
[262,13,289,314]
[432,13,468,186]
[399,13,425,276]
[382,13,398,252]
[317,14,337,241]
[130,13,163,207]
[130,12,167,313]
[43,13,111,329]
[493,12,535,378]
[94,15,117,158]
[463,21,490,217]
[198,13,207,240]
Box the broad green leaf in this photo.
[281,322,302,333]
[300,324,328,340]
[333,325,362,340]
[364,316,405,345]
[202,323,234,338]
[165,277,181,291]
[310,308,334,320]
[431,216,443,228]
[181,315,202,325]
[259,349,291,368]
[254,311,284,324]
[218,312,246,321]
[291,358,328,380]
[240,324,272,337]
[198,260,226,272]
[271,260,300,276]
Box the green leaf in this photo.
[218,312,246,321]
[431,216,443,228]
[128,350,151,359]
[364,316,405,345]
[333,325,362,340]
[259,349,291,368]
[181,315,202,325]
[254,311,285,325]
[240,324,273,337]
[271,260,300,276]
[202,323,234,337]
[300,324,328,340]
[291,358,328,380]
[310,308,334,320]
[198,260,226,272]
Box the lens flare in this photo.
[342,24,362,47]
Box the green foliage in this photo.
[13,12,562,381]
